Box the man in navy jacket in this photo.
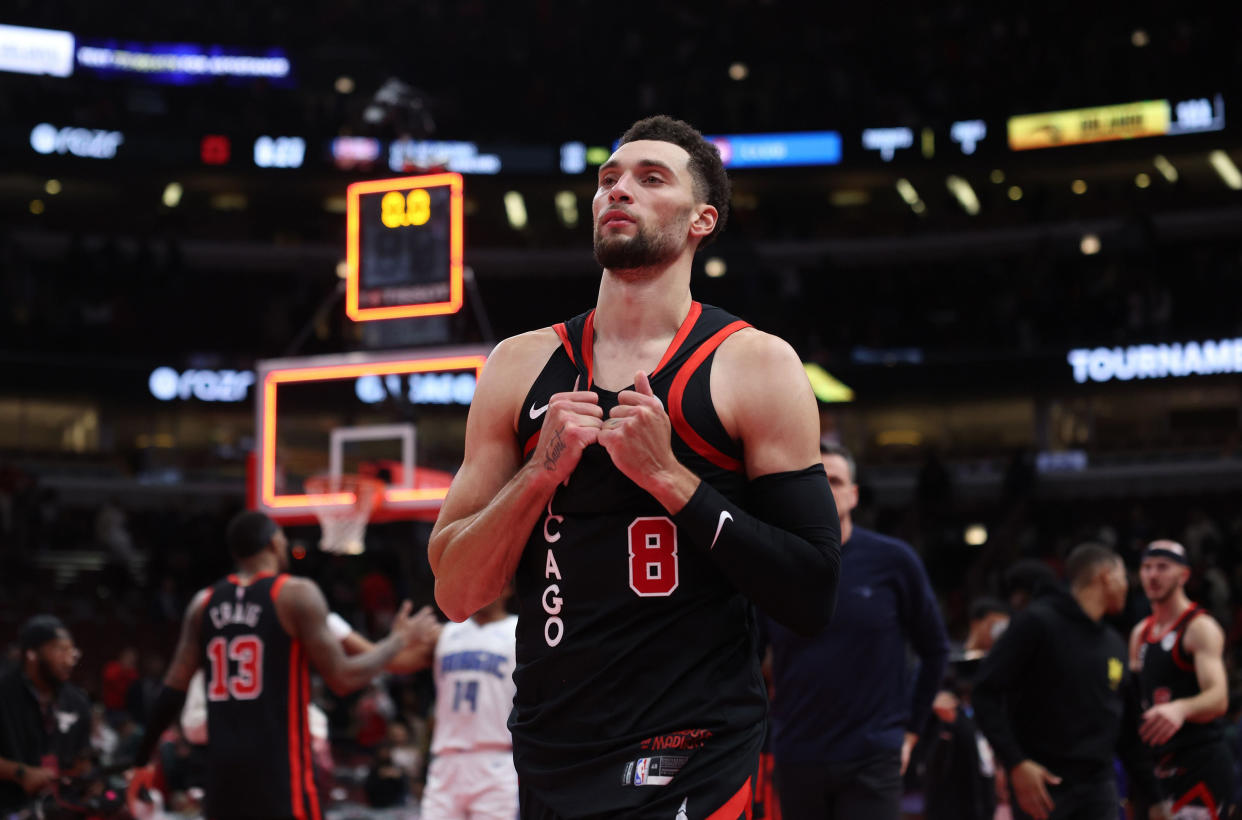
[765,443,949,819]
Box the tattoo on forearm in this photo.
[544,425,567,471]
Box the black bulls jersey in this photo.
[199,572,320,820]
[510,303,767,816]
[1136,605,1224,755]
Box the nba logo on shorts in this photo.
[634,758,649,785]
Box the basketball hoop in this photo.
[304,473,385,555]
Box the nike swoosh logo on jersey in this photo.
[529,401,549,419]
[709,511,732,550]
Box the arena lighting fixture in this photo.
[503,191,528,229]
[1134,172,1151,189]
[911,201,927,215]
[1131,29,1150,47]
[829,190,869,207]
[1071,179,1088,194]
[29,199,44,214]
[44,179,61,195]
[1007,185,1023,201]
[554,190,578,227]
[802,363,854,403]
[964,524,988,546]
[161,182,183,208]
[335,260,349,279]
[989,169,1005,184]
[704,257,726,278]
[876,429,921,447]
[895,178,919,205]
[1080,234,1101,255]
[945,175,980,215]
[1153,155,1179,183]
[728,62,748,81]
[334,75,354,94]
[1208,150,1242,190]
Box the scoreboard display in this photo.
[345,172,464,321]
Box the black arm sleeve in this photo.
[672,465,841,636]
[135,685,187,765]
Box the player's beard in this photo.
[593,219,683,275]
[36,654,66,694]
[1146,582,1176,605]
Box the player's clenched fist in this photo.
[534,388,603,486]
[597,372,677,492]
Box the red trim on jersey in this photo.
[523,432,541,458]
[753,752,781,820]
[652,301,703,377]
[581,310,597,388]
[668,320,749,473]
[553,323,576,366]
[270,573,290,603]
[300,657,321,820]
[705,776,753,820]
[1171,607,1205,672]
[227,570,276,587]
[288,641,306,820]
[1146,604,1201,644]
[1171,780,1219,820]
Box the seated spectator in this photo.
[365,742,410,808]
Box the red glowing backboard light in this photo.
[251,346,489,525]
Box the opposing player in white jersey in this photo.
[422,588,518,820]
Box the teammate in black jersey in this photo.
[1129,540,1232,820]
[430,115,841,818]
[133,511,434,820]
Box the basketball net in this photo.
[304,474,385,555]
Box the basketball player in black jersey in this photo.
[430,115,841,819]
[1129,540,1232,819]
[133,511,429,820]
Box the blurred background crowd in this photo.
[1,1,1240,817]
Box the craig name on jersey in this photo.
[208,598,263,630]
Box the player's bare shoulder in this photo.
[710,327,816,437]
[1184,609,1225,654]
[477,328,564,433]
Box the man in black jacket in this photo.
[973,544,1159,820]
[0,615,92,814]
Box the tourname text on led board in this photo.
[1068,338,1242,384]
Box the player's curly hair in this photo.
[617,115,730,248]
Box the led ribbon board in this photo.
[1008,95,1225,150]
[345,173,464,321]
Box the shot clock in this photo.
[345,172,464,321]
